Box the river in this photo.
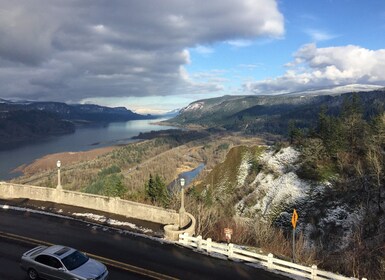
[0,119,177,180]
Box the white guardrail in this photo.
[178,233,367,280]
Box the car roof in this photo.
[41,245,76,260]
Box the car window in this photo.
[61,251,89,271]
[49,257,63,269]
[35,255,63,269]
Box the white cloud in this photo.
[192,45,215,55]
[245,44,385,94]
[227,39,253,48]
[0,0,284,103]
[238,64,263,70]
[304,28,337,42]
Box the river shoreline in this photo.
[0,118,178,180]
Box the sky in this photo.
[0,0,384,114]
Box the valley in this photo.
[2,2,385,279]
[4,90,385,279]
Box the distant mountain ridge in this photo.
[0,99,153,149]
[0,99,151,122]
[170,89,385,135]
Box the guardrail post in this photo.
[206,238,212,254]
[228,243,234,258]
[267,253,274,270]
[197,235,202,251]
[180,232,188,246]
[311,264,317,279]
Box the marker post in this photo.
[291,209,298,262]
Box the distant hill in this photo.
[0,100,151,122]
[0,110,75,149]
[168,89,385,135]
[0,99,154,149]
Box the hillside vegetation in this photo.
[0,110,75,149]
[182,94,385,279]
[168,90,385,136]
[13,130,261,204]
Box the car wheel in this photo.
[28,268,39,280]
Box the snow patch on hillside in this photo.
[182,102,204,112]
[234,146,363,250]
[237,151,252,188]
[317,205,362,250]
[258,147,300,174]
[236,147,308,219]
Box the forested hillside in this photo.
[183,95,385,279]
[0,110,75,149]
[169,90,385,136]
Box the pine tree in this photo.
[288,120,304,144]
[146,174,155,202]
[340,94,367,155]
[317,106,346,157]
[145,173,170,207]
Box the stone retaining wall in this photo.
[0,182,179,225]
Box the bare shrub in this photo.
[320,227,385,280]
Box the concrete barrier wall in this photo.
[0,182,179,225]
[164,212,196,241]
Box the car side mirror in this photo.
[58,267,65,271]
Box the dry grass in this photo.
[13,146,115,176]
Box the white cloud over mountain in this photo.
[0,0,284,103]
[245,44,385,94]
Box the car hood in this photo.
[71,258,106,278]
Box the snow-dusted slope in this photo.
[235,147,311,219]
[231,146,362,250]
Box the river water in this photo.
[168,163,206,193]
[0,119,177,180]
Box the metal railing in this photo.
[178,233,367,280]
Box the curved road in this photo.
[0,207,292,280]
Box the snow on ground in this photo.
[235,146,363,252]
[258,147,300,174]
[72,213,153,233]
[236,147,310,219]
[1,204,154,236]
[183,101,204,112]
[318,205,363,250]
[236,151,252,188]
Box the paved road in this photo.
[0,207,292,280]
[0,238,148,280]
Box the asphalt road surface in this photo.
[0,207,293,280]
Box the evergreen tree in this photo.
[145,173,170,207]
[317,107,346,157]
[154,174,170,207]
[340,94,367,155]
[103,174,126,197]
[288,120,304,144]
[366,113,385,213]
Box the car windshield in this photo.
[61,250,89,271]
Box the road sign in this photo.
[291,209,298,229]
[224,228,233,242]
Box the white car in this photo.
[20,245,108,280]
